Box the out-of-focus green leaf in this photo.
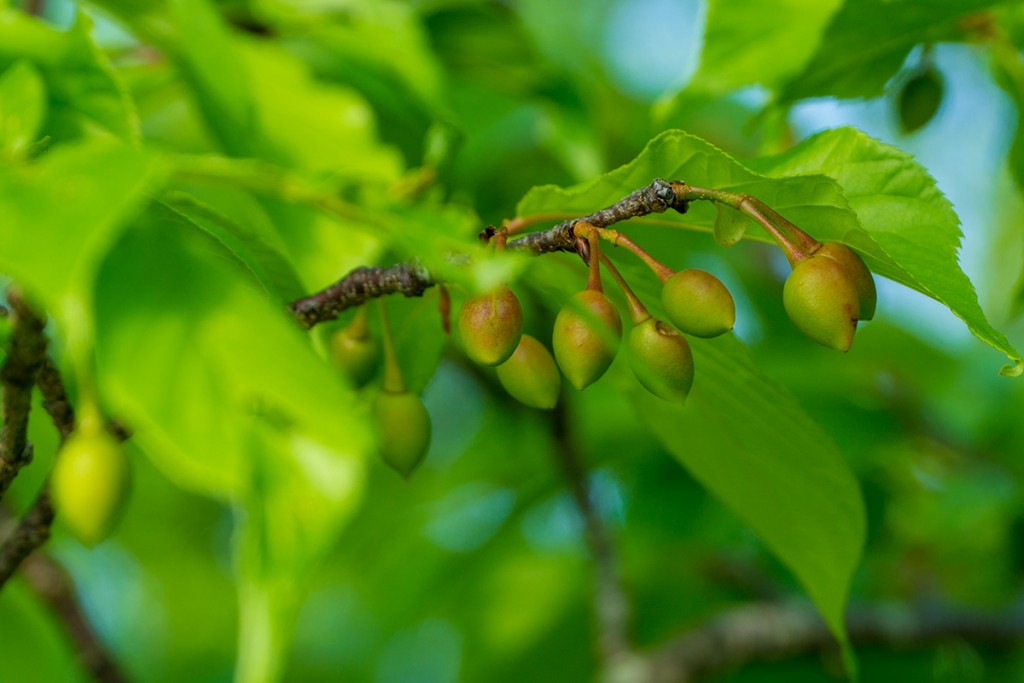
[239,40,402,181]
[777,0,997,103]
[161,192,306,302]
[0,60,45,159]
[0,9,139,143]
[689,0,842,94]
[518,129,1022,372]
[0,141,159,330]
[94,215,371,683]
[630,332,864,648]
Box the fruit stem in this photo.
[347,305,370,339]
[599,253,650,325]
[670,182,820,265]
[377,298,406,393]
[575,223,604,292]
[596,228,675,283]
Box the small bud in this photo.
[457,286,523,366]
[51,425,130,547]
[552,290,622,390]
[661,269,735,338]
[898,68,943,134]
[783,255,860,352]
[372,390,432,478]
[628,318,694,403]
[496,335,561,409]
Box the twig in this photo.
[21,552,128,683]
[551,402,641,682]
[0,490,54,587]
[1,354,129,680]
[646,599,1024,683]
[288,179,690,328]
[0,287,48,500]
[0,354,77,590]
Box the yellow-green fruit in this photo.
[373,390,432,478]
[329,323,378,387]
[815,242,876,321]
[552,290,622,391]
[51,427,129,547]
[627,318,694,403]
[457,286,523,366]
[783,255,860,352]
[496,335,561,409]
[661,269,735,338]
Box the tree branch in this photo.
[646,599,1024,683]
[0,354,128,680]
[0,354,77,590]
[551,402,644,682]
[0,490,54,587]
[0,287,48,500]
[21,551,128,683]
[287,179,690,328]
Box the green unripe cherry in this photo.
[329,309,378,387]
[661,269,735,338]
[552,290,622,391]
[496,334,561,409]
[815,242,876,321]
[628,318,694,403]
[373,390,432,478]
[457,286,523,366]
[51,423,129,547]
[783,255,860,352]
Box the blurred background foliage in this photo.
[1,0,1024,682]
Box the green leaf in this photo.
[0,10,139,142]
[777,0,997,103]
[161,192,306,302]
[0,60,45,159]
[94,215,371,682]
[631,333,865,647]
[752,127,1022,375]
[688,0,843,94]
[0,141,159,328]
[518,129,1022,372]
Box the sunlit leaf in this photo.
[0,141,159,328]
[0,59,45,159]
[777,0,997,103]
[95,214,371,682]
[519,128,1022,372]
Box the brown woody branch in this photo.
[550,403,642,682]
[646,599,1024,683]
[0,353,128,680]
[22,552,128,683]
[0,288,48,500]
[287,179,690,328]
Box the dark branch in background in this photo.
[550,402,640,681]
[0,288,48,500]
[0,356,78,588]
[287,179,690,329]
[646,599,1024,683]
[22,552,128,683]
[0,353,128,681]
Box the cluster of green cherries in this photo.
[330,221,876,479]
